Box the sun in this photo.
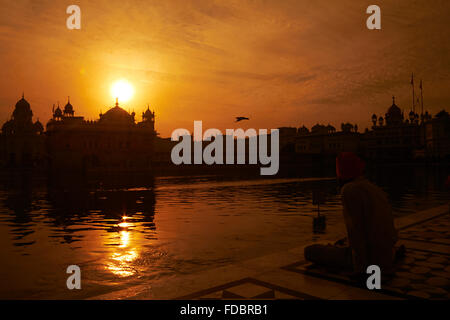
[111,79,134,103]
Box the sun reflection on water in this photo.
[105,217,139,277]
[118,221,131,228]
[119,230,129,248]
[106,249,139,277]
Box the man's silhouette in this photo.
[304,152,399,276]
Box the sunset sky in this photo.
[0,0,449,136]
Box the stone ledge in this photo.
[88,203,449,300]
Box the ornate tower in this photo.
[385,96,403,126]
[141,105,155,131]
[63,97,74,117]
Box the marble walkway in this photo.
[91,204,450,300]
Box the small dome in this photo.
[387,96,401,117]
[142,105,154,122]
[144,108,152,117]
[385,96,403,125]
[15,96,31,111]
[54,106,63,118]
[387,103,401,117]
[64,97,74,115]
[64,102,73,113]
[435,110,449,119]
[13,94,33,122]
[34,120,44,133]
[298,125,309,134]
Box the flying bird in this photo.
[235,117,250,122]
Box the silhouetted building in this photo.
[153,137,177,168]
[278,95,448,164]
[46,98,156,176]
[0,95,45,167]
[364,97,426,161]
[294,123,360,155]
[1,92,449,178]
[425,110,450,160]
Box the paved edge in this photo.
[88,203,450,300]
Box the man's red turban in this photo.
[336,152,365,180]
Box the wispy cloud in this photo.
[0,0,449,135]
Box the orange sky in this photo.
[0,0,449,137]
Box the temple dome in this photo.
[103,106,130,119]
[385,96,403,125]
[13,95,33,122]
[64,102,73,114]
[99,100,134,125]
[15,96,31,111]
[387,103,402,117]
[144,108,152,118]
[63,97,74,116]
[34,120,44,134]
[54,105,63,118]
[298,125,309,135]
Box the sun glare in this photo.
[111,79,134,103]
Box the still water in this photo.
[0,166,449,299]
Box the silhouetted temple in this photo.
[364,96,430,160]
[0,93,449,178]
[1,95,156,179]
[0,95,44,167]
[280,96,450,162]
[46,97,156,176]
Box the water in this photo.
[0,166,449,299]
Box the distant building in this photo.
[424,110,450,160]
[153,137,177,168]
[364,97,429,161]
[1,91,448,178]
[293,123,360,155]
[45,98,156,176]
[0,95,44,167]
[278,127,298,153]
[278,95,449,164]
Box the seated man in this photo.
[304,152,400,277]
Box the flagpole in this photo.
[411,73,415,113]
[420,79,424,117]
